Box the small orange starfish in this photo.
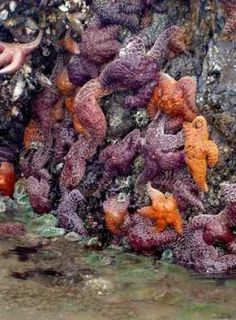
[183,116,219,192]
[0,162,16,196]
[23,119,45,150]
[147,72,197,125]
[137,182,183,234]
[103,196,129,235]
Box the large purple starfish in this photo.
[191,183,236,248]
[91,0,142,31]
[100,26,185,108]
[67,25,121,86]
[56,189,88,236]
[99,129,141,177]
[139,113,185,182]
[0,30,43,74]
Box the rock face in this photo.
[198,40,236,144]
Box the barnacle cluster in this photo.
[0,0,235,276]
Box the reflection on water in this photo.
[0,237,236,320]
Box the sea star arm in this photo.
[147,182,165,205]
[205,141,219,168]
[137,206,156,219]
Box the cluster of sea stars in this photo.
[0,1,234,276]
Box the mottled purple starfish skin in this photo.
[191,183,236,247]
[100,26,184,108]
[31,86,61,133]
[91,0,141,31]
[153,169,205,212]
[21,137,53,213]
[52,119,77,164]
[0,146,18,163]
[99,129,141,177]
[60,136,93,191]
[139,114,185,182]
[67,55,98,87]
[20,137,52,178]
[56,190,88,236]
[172,224,236,275]
[122,214,178,254]
[67,25,120,86]
[100,40,159,108]
[26,170,51,214]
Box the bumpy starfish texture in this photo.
[103,195,178,253]
[147,72,198,124]
[67,25,120,86]
[103,196,129,235]
[91,0,141,31]
[153,169,205,212]
[100,26,185,108]
[183,116,219,192]
[220,0,236,35]
[52,119,77,164]
[137,183,183,234]
[0,30,43,74]
[61,78,112,189]
[191,183,236,247]
[99,129,140,177]
[56,190,87,235]
[172,223,236,275]
[139,113,185,182]
[0,223,25,236]
[0,162,16,196]
[31,86,61,133]
[26,171,51,214]
[73,78,112,142]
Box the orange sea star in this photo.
[147,72,198,125]
[0,31,43,74]
[137,182,183,234]
[183,116,219,192]
[0,162,16,196]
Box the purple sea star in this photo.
[100,26,185,108]
[91,0,141,31]
[67,25,121,86]
[56,189,88,235]
[99,129,141,177]
[138,113,185,182]
[191,183,236,248]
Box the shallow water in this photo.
[0,237,236,320]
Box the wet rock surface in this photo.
[0,238,235,319]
